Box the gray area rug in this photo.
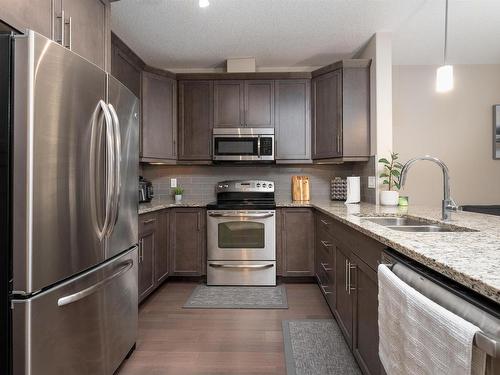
[283,319,361,375]
[183,284,288,309]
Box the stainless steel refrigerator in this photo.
[0,30,139,375]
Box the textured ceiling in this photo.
[111,0,500,71]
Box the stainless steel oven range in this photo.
[207,180,276,286]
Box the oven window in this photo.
[214,138,258,155]
[218,221,265,248]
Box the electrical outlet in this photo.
[368,176,376,189]
[170,178,177,188]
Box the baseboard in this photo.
[278,276,316,284]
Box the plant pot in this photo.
[380,191,399,206]
[175,194,182,203]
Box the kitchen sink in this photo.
[360,216,476,233]
[386,225,456,232]
[365,217,426,226]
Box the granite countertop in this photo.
[140,198,500,304]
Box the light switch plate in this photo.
[368,176,376,189]
[170,178,177,188]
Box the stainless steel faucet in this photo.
[400,156,458,221]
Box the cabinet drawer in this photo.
[316,212,336,237]
[139,212,158,232]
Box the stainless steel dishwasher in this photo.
[381,249,500,375]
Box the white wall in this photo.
[393,64,500,206]
[355,33,393,203]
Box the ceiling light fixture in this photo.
[199,0,209,8]
[436,0,453,93]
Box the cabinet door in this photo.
[178,80,213,160]
[282,208,314,277]
[0,0,54,39]
[244,80,274,128]
[111,41,141,98]
[335,246,353,347]
[214,80,244,128]
[155,210,169,285]
[60,0,109,70]
[312,70,342,159]
[138,213,157,303]
[141,71,177,160]
[170,208,204,276]
[351,253,381,375]
[275,80,311,161]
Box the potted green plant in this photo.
[173,186,184,203]
[379,152,403,206]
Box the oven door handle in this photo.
[208,213,274,219]
[209,263,274,269]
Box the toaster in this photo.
[139,176,154,203]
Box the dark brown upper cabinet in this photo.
[312,60,370,161]
[178,80,214,161]
[1,0,110,70]
[214,80,244,128]
[111,33,143,98]
[214,80,274,128]
[244,80,274,127]
[141,71,177,162]
[275,79,311,162]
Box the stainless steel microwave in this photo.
[212,128,275,162]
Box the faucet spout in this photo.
[399,155,457,221]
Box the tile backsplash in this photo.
[141,160,376,203]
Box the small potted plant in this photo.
[379,152,403,206]
[173,186,184,203]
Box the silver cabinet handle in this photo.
[345,259,349,292]
[89,100,113,241]
[348,262,356,295]
[107,104,121,236]
[320,284,332,295]
[58,260,133,307]
[65,16,72,50]
[142,218,156,225]
[321,240,332,248]
[321,262,332,272]
[208,213,274,219]
[138,239,144,263]
[320,219,330,226]
[56,10,65,46]
[209,263,274,269]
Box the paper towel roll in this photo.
[345,176,360,204]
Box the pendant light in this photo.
[199,0,210,8]
[436,0,453,93]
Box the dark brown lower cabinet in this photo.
[170,208,205,276]
[280,208,314,277]
[155,210,169,284]
[138,212,158,302]
[352,253,381,375]
[138,210,170,303]
[314,210,382,375]
[334,245,354,347]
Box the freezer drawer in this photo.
[12,248,138,375]
[207,260,276,286]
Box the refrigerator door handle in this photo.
[57,259,133,307]
[89,100,114,240]
[107,103,121,235]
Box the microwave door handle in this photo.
[257,135,261,158]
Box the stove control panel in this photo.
[216,180,275,193]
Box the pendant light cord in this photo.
[443,0,449,64]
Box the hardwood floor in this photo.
[116,282,332,375]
